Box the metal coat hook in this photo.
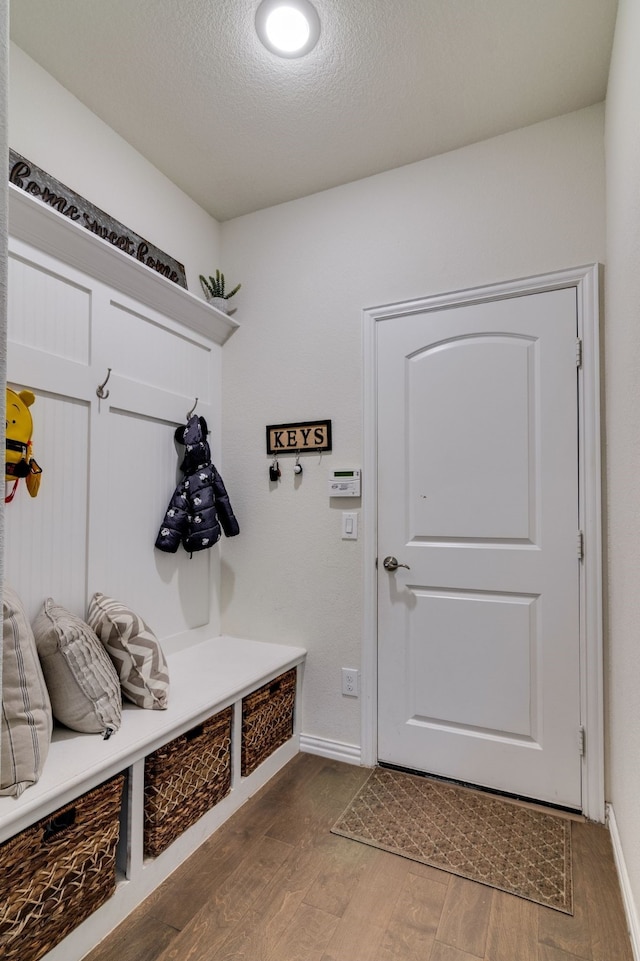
[186,397,198,419]
[96,368,112,399]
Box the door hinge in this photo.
[577,530,584,560]
[578,725,586,757]
[576,338,583,368]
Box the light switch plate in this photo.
[342,511,358,540]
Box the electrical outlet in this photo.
[341,668,360,697]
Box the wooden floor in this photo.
[85,753,633,961]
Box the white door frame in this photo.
[361,264,604,821]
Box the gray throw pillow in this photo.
[32,598,122,736]
[87,593,169,710]
[1,586,53,796]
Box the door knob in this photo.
[383,556,410,571]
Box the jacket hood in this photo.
[176,415,211,473]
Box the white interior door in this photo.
[376,287,582,809]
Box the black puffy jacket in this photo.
[155,415,239,554]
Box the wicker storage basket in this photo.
[0,774,125,961]
[144,705,232,857]
[241,668,296,777]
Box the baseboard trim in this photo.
[300,734,362,766]
[607,803,640,960]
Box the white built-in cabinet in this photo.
[1,186,305,961]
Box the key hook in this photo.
[269,457,281,482]
[96,368,112,399]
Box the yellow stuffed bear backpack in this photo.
[5,388,42,503]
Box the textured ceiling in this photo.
[10,0,618,222]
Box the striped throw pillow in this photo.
[1,586,53,796]
[32,599,122,735]
[87,594,169,710]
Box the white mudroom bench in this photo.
[0,633,306,961]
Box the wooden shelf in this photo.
[8,185,239,346]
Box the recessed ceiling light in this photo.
[255,0,321,58]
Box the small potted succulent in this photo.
[199,270,241,314]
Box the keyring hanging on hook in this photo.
[293,451,303,475]
[269,457,281,482]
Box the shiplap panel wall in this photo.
[4,390,90,621]
[106,298,213,400]
[8,254,91,364]
[5,237,222,639]
[95,405,212,636]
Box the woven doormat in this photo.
[331,767,573,914]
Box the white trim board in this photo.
[300,734,362,766]
[362,264,604,821]
[608,803,640,960]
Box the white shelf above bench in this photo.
[0,634,306,844]
[9,184,239,346]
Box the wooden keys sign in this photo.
[266,420,332,455]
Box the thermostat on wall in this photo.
[329,469,361,497]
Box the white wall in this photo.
[8,44,221,295]
[220,105,606,751]
[605,0,640,929]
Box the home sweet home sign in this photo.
[8,149,187,288]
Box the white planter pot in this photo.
[209,296,229,314]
